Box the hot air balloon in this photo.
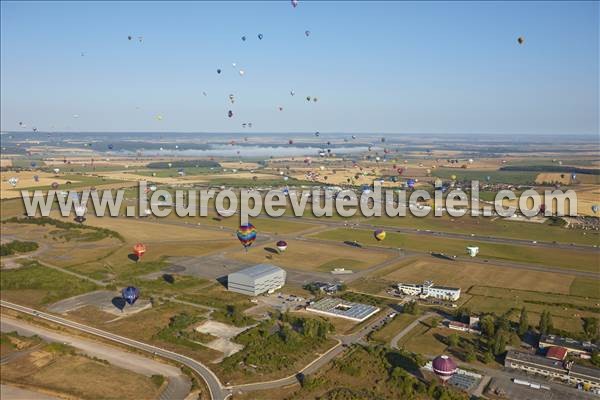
[51,182,59,189]
[257,33,263,40]
[450,174,457,181]
[133,243,146,261]
[217,68,222,74]
[592,205,599,214]
[374,229,386,241]
[237,224,257,252]
[290,89,295,96]
[407,179,416,189]
[291,0,298,8]
[228,110,234,118]
[432,355,457,384]
[33,175,40,182]
[276,240,288,252]
[241,35,246,41]
[75,205,86,217]
[121,286,140,305]
[229,94,235,103]
[239,69,245,76]
[517,36,525,45]
[8,177,18,187]
[305,30,310,37]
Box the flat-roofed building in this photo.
[505,350,600,389]
[398,280,461,301]
[539,334,598,358]
[227,264,286,296]
[306,297,380,322]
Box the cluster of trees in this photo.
[538,310,554,336]
[155,312,206,349]
[453,307,524,361]
[0,240,38,256]
[583,317,599,341]
[403,301,418,315]
[221,314,332,374]
[6,217,124,242]
[212,305,254,327]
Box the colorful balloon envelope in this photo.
[237,224,257,251]
[133,243,146,260]
[374,229,386,241]
[121,286,140,305]
[432,355,457,383]
[276,240,288,252]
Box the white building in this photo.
[397,281,461,301]
[228,264,286,296]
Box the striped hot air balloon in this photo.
[432,355,457,384]
[237,224,257,252]
[374,229,386,241]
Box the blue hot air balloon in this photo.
[407,179,416,189]
[121,286,140,305]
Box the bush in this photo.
[0,240,38,256]
[150,374,165,388]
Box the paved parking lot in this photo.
[487,375,597,400]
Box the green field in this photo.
[310,228,599,273]
[432,168,538,185]
[570,278,600,298]
[20,174,125,191]
[364,214,599,246]
[0,261,98,306]
[462,286,599,334]
[370,313,419,343]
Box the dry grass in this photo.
[381,257,576,294]
[228,239,393,272]
[1,350,160,400]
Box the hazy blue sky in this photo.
[1,1,598,134]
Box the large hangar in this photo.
[227,264,286,296]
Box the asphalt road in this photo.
[1,317,192,400]
[0,300,229,400]
[1,385,61,400]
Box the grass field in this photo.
[570,278,600,298]
[462,286,599,334]
[67,302,222,365]
[1,343,160,400]
[370,313,420,344]
[0,261,98,307]
[432,168,538,185]
[228,239,393,272]
[364,214,599,246]
[379,257,577,294]
[310,228,599,273]
[0,331,42,358]
[82,215,234,242]
[396,322,448,355]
